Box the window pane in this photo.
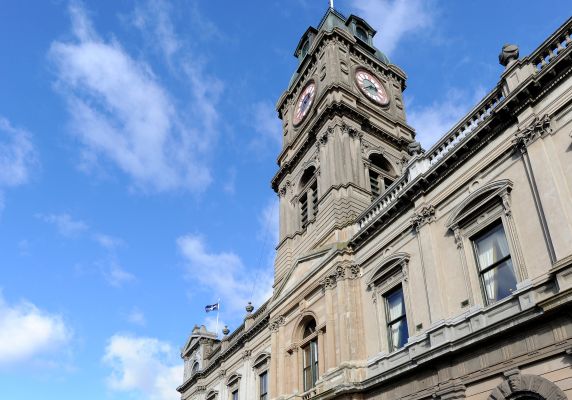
[474,224,511,270]
[356,27,368,41]
[259,371,267,395]
[482,259,517,302]
[389,317,409,350]
[386,288,405,321]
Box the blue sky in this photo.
[0,1,569,399]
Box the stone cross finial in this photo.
[499,44,519,67]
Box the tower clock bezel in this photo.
[293,80,317,127]
[354,68,390,107]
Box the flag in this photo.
[205,303,219,313]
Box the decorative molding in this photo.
[269,316,285,332]
[488,372,567,400]
[348,264,361,279]
[452,224,463,249]
[513,114,552,150]
[279,180,292,198]
[320,263,361,290]
[366,253,410,290]
[411,205,436,231]
[342,123,361,139]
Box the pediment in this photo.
[271,247,333,303]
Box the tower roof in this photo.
[289,7,390,89]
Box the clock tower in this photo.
[271,7,417,288]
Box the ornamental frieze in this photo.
[320,264,361,290]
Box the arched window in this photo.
[356,26,368,42]
[299,166,318,228]
[301,318,319,391]
[191,362,199,375]
[368,153,396,199]
[300,40,310,58]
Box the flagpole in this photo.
[215,298,220,338]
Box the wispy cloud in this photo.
[0,116,38,213]
[127,308,146,326]
[0,292,71,367]
[408,86,487,148]
[38,211,134,287]
[132,0,181,61]
[103,334,182,400]
[99,258,136,288]
[350,0,435,56]
[49,2,214,193]
[177,235,272,326]
[93,233,124,250]
[37,213,89,237]
[249,101,282,155]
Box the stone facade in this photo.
[178,9,572,400]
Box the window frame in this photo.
[447,180,526,308]
[293,317,323,393]
[297,167,318,228]
[366,253,412,354]
[302,338,319,391]
[383,285,409,352]
[258,370,268,400]
[355,26,369,43]
[365,153,396,199]
[470,220,517,305]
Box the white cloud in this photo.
[259,198,279,248]
[0,292,71,366]
[408,87,487,148]
[177,235,272,323]
[103,335,182,400]
[49,2,213,193]
[37,213,89,237]
[350,0,435,56]
[250,101,282,153]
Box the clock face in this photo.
[293,82,316,126]
[355,70,389,105]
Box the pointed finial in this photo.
[329,0,334,9]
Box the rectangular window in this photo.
[473,222,517,304]
[369,169,380,198]
[310,181,318,219]
[259,371,268,400]
[300,193,308,227]
[385,286,408,351]
[302,339,318,391]
[231,390,238,400]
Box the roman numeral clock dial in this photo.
[293,82,316,126]
[355,70,389,106]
